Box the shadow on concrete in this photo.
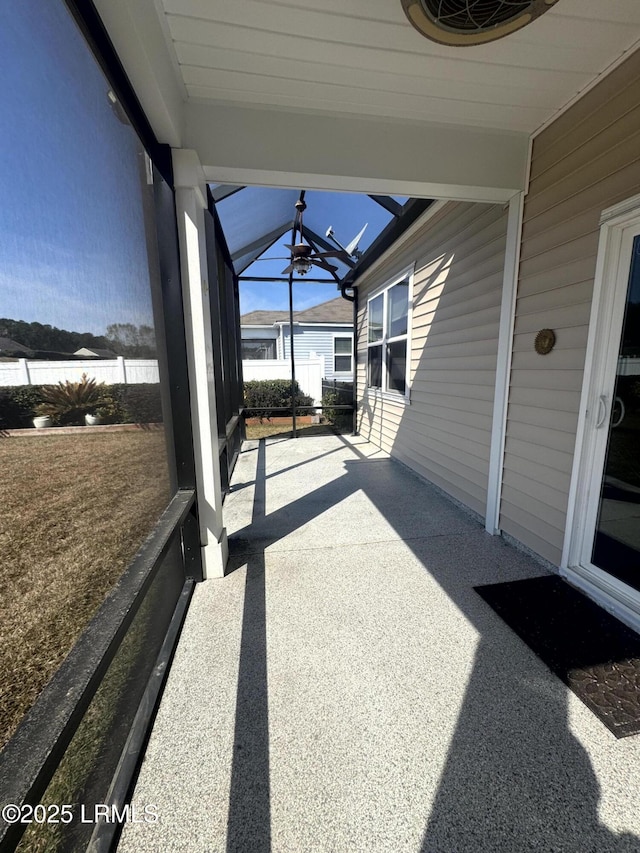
[229,443,345,494]
[226,439,271,853]
[419,636,640,852]
[226,438,639,852]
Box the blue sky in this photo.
[1,0,401,337]
[0,0,155,337]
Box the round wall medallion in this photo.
[401,0,560,46]
[534,328,556,355]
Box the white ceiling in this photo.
[157,0,640,134]
[93,0,640,200]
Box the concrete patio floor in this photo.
[119,433,640,852]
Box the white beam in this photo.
[173,149,228,578]
[186,102,529,203]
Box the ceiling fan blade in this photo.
[346,223,368,256]
[310,258,339,272]
[253,257,291,261]
[314,250,348,260]
[281,263,295,274]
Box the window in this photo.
[367,271,411,397]
[333,335,353,373]
[241,339,276,359]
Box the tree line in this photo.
[0,319,156,358]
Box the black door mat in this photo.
[475,575,640,738]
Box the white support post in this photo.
[116,355,127,383]
[173,148,228,578]
[19,358,30,385]
[485,191,524,534]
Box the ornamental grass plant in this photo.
[34,373,106,426]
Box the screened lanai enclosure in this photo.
[0,4,429,846]
[5,0,640,850]
[200,186,431,465]
[212,185,431,435]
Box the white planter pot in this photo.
[84,414,102,426]
[33,416,53,429]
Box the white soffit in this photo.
[158,0,640,134]
[95,0,640,198]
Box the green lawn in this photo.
[244,421,341,439]
[0,430,170,749]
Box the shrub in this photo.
[94,396,126,425]
[0,382,163,429]
[243,379,314,421]
[108,384,163,424]
[0,385,43,429]
[321,389,340,424]
[321,383,353,430]
[321,381,353,430]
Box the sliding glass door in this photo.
[591,234,640,590]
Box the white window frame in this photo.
[366,264,414,403]
[332,333,354,375]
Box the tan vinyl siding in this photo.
[357,201,507,516]
[499,48,640,564]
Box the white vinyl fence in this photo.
[242,355,324,405]
[0,357,159,386]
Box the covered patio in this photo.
[6,4,640,851]
[119,433,640,852]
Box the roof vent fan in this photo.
[401,0,560,46]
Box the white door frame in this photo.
[562,192,640,633]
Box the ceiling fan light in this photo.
[293,257,313,275]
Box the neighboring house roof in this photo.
[0,336,33,356]
[240,310,290,326]
[30,350,78,360]
[295,297,352,324]
[74,347,118,358]
[241,297,352,327]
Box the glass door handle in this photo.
[595,395,607,428]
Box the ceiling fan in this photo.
[401,0,560,46]
[257,193,353,277]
